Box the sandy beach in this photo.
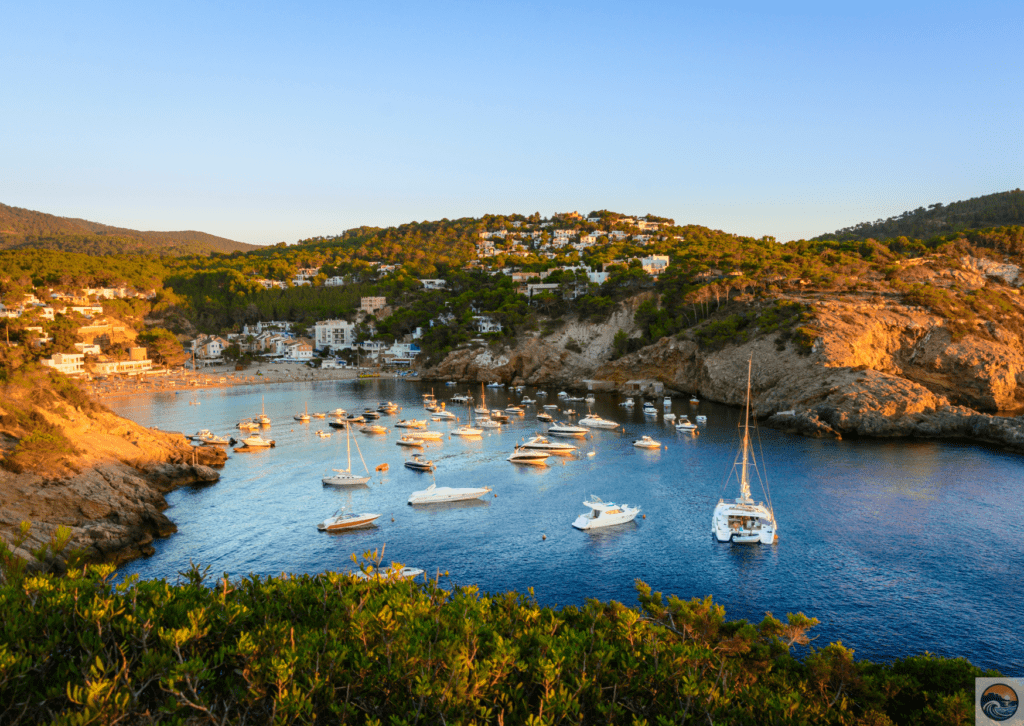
[85,362,419,400]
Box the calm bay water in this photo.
[112,378,1023,673]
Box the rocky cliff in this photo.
[0,370,225,568]
[421,270,1024,451]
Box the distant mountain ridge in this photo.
[815,189,1024,242]
[0,202,258,256]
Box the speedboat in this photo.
[518,436,577,455]
[404,454,436,471]
[408,482,491,504]
[546,422,588,438]
[504,406,524,415]
[377,401,398,413]
[432,410,458,420]
[675,415,697,432]
[712,358,777,545]
[571,497,640,530]
[235,434,275,449]
[619,397,635,408]
[199,433,235,446]
[396,436,424,447]
[362,409,381,420]
[353,566,424,581]
[632,436,661,449]
[394,419,428,428]
[359,424,387,434]
[405,430,443,440]
[451,425,483,436]
[642,402,658,416]
[237,419,260,431]
[316,508,381,531]
[187,429,214,441]
[507,449,550,466]
[542,404,560,410]
[536,412,553,422]
[343,414,365,425]
[579,414,619,429]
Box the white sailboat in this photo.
[711,358,778,545]
[322,422,372,486]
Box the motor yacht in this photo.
[407,482,491,504]
[451,425,483,436]
[571,497,640,530]
[518,436,577,455]
[632,436,661,449]
[394,419,428,428]
[316,509,381,531]
[405,430,443,440]
[404,454,436,471]
[579,414,619,429]
[546,422,589,438]
[507,449,550,465]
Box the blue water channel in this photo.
[111,377,1024,673]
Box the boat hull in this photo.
[322,474,372,486]
[317,513,381,531]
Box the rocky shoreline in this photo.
[419,292,1024,455]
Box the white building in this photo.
[40,353,86,376]
[314,319,357,351]
[641,255,670,276]
[419,279,447,290]
[323,276,346,287]
[285,340,313,360]
[473,315,503,333]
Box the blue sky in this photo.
[2,1,1021,244]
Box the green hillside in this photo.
[0,202,259,256]
[816,189,1024,241]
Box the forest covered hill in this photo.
[0,202,259,256]
[815,189,1024,242]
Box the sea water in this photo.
[111,378,1024,673]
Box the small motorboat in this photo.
[486,382,504,388]
[359,424,387,434]
[404,454,436,472]
[642,403,658,416]
[377,401,398,413]
[395,419,428,429]
[664,413,677,422]
[432,410,458,420]
[235,434,275,450]
[353,565,424,581]
[237,419,260,431]
[536,412,553,422]
[316,508,381,531]
[316,430,331,438]
[620,397,635,408]
[690,396,700,405]
[632,436,661,449]
[451,394,470,403]
[405,430,443,440]
[344,414,366,425]
[408,482,491,504]
[476,417,501,429]
[396,436,424,447]
[521,397,536,404]
[445,380,457,386]
[518,436,577,455]
[507,449,550,466]
[579,414,619,429]
[572,497,640,530]
[328,408,347,417]
[676,415,698,432]
[187,429,214,441]
[563,408,576,416]
[312,412,327,418]
[542,404,560,410]
[696,415,707,423]
[490,412,510,423]
[451,425,484,436]
[663,396,672,407]
[536,390,548,397]
[199,433,235,446]
[585,395,596,404]
[362,409,381,420]
[504,406,524,415]
[546,422,589,438]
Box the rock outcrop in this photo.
[0,380,226,568]
[422,291,1024,451]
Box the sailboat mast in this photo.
[740,357,752,501]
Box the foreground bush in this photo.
[0,551,994,725]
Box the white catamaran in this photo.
[711,358,778,544]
